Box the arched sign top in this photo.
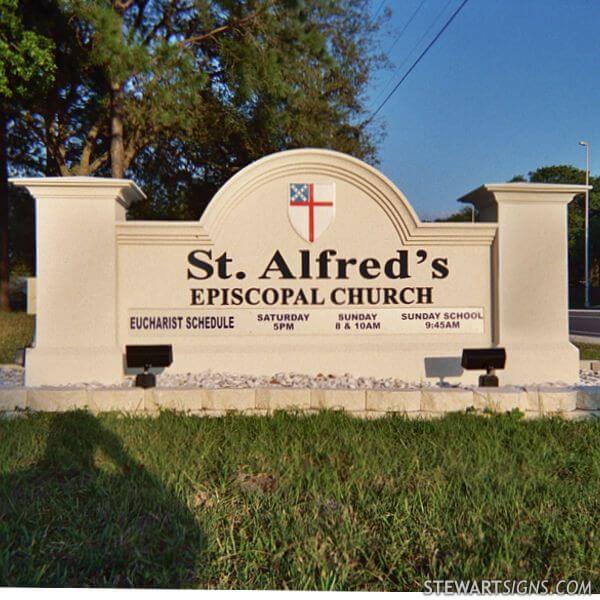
[200,148,497,246]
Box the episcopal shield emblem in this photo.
[288,183,336,243]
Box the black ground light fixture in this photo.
[126,345,173,388]
[461,348,506,387]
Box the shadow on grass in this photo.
[0,411,203,587]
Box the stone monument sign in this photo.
[11,149,587,386]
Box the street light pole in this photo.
[579,141,590,308]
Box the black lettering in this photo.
[207,288,220,305]
[216,252,233,279]
[259,251,295,279]
[399,287,415,304]
[300,250,311,279]
[359,258,381,279]
[281,288,294,305]
[317,249,337,279]
[383,288,399,305]
[384,250,410,279]
[310,287,325,305]
[187,249,213,280]
[231,288,244,306]
[335,257,357,279]
[190,288,204,305]
[431,257,449,279]
[331,288,345,305]
[246,288,261,305]
[417,287,433,304]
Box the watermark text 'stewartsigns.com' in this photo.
[423,579,592,595]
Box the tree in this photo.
[6,0,387,275]
[126,0,386,219]
[26,0,385,182]
[434,206,474,223]
[0,0,55,310]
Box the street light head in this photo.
[579,141,589,147]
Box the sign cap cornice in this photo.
[458,182,592,211]
[9,176,146,207]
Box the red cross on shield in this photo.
[288,183,336,243]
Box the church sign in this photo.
[11,149,586,386]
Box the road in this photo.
[569,309,600,338]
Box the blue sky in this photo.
[367,0,600,219]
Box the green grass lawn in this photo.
[575,342,600,361]
[0,311,35,363]
[0,411,598,589]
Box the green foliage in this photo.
[61,0,149,82]
[435,206,474,223]
[127,0,386,219]
[0,311,34,362]
[58,0,207,138]
[574,342,600,361]
[0,0,55,102]
[8,0,385,205]
[6,0,387,271]
[0,411,598,588]
[6,186,34,276]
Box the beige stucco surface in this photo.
[10,149,588,386]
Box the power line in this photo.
[372,0,386,20]
[385,0,428,56]
[370,0,453,109]
[369,0,470,121]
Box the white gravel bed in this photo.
[2,364,600,389]
[577,370,600,386]
[0,365,24,387]
[153,370,427,390]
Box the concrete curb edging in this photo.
[1,386,600,419]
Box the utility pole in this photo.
[579,141,590,308]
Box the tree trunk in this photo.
[0,109,11,311]
[110,81,125,178]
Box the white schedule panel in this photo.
[128,307,485,337]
